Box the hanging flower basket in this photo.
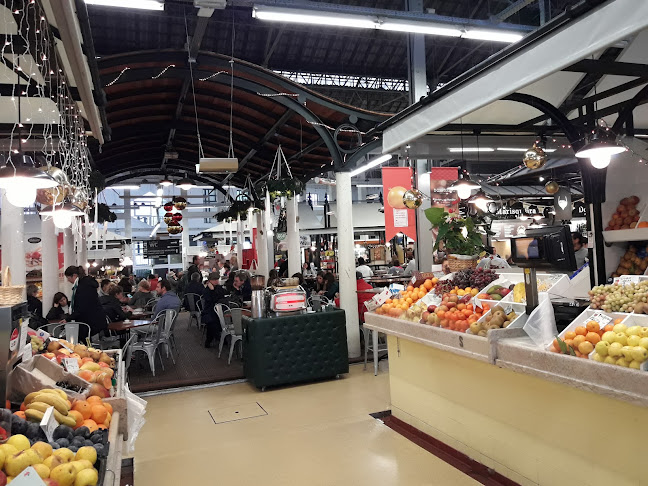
[88,170,106,192]
[89,203,117,224]
[260,145,304,200]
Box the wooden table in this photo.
[109,319,153,332]
[129,311,153,320]
[366,276,411,287]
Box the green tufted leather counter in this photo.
[243,308,349,389]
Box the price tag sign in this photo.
[19,321,29,353]
[589,312,613,327]
[63,358,79,374]
[389,283,405,294]
[365,300,380,312]
[40,407,57,443]
[618,275,641,286]
[421,292,441,307]
[372,289,391,307]
[10,466,47,486]
[22,344,33,363]
[410,275,417,285]
[503,305,514,315]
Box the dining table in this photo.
[109,319,154,332]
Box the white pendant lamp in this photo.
[575,131,625,169]
[40,200,84,229]
[468,190,494,211]
[448,173,480,200]
[0,155,58,207]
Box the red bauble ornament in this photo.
[173,196,187,210]
[163,202,174,212]
[172,213,183,222]
[167,221,183,234]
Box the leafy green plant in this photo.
[89,203,117,224]
[263,178,304,200]
[424,207,485,256]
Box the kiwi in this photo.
[490,316,504,328]
[469,322,482,335]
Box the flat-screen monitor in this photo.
[510,225,577,272]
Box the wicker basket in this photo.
[0,268,25,306]
[446,256,478,273]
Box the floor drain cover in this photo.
[208,402,268,424]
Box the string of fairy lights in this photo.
[1,0,92,202]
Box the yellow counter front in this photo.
[365,315,648,486]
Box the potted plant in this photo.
[424,207,485,271]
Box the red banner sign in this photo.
[382,167,417,242]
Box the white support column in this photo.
[0,191,26,291]
[255,210,269,278]
[41,218,58,312]
[181,189,190,269]
[285,196,300,276]
[124,189,132,263]
[63,227,75,270]
[416,160,433,272]
[335,171,361,358]
[265,193,275,272]
[236,216,243,268]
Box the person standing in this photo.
[230,255,239,272]
[64,265,108,340]
[355,257,374,278]
[403,249,417,276]
[572,233,589,268]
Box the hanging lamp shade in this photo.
[575,131,625,169]
[40,199,84,228]
[160,176,173,187]
[177,176,194,190]
[468,190,494,212]
[0,154,58,190]
[448,173,480,200]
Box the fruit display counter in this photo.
[364,278,648,486]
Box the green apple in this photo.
[629,360,642,369]
[608,342,624,357]
[627,325,642,336]
[639,337,648,350]
[613,323,628,334]
[640,327,648,338]
[591,353,604,362]
[604,356,617,365]
[50,463,77,486]
[627,335,642,347]
[631,346,648,362]
[614,333,628,346]
[616,357,630,367]
[602,331,616,344]
[595,341,610,357]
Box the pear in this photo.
[50,463,78,486]
[74,468,98,486]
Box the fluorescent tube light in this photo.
[496,147,556,153]
[448,147,494,153]
[463,30,523,43]
[356,184,383,188]
[349,154,393,177]
[380,21,461,37]
[109,185,140,190]
[253,6,375,29]
[85,0,163,10]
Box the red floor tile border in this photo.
[382,415,521,486]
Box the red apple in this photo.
[43,353,56,360]
[427,305,437,313]
[446,302,456,309]
[422,311,430,321]
[0,470,7,486]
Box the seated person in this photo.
[356,257,374,278]
[267,268,281,287]
[118,275,133,295]
[335,272,375,322]
[26,284,43,320]
[46,292,70,321]
[98,279,111,298]
[100,284,132,322]
[153,280,181,315]
[202,272,227,348]
[229,272,252,304]
[129,279,156,308]
[185,271,205,299]
[321,273,339,301]
[388,257,404,275]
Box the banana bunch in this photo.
[24,389,76,428]
[513,282,526,303]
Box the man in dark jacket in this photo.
[202,272,226,348]
[65,266,108,340]
[100,284,132,322]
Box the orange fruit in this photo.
[565,331,577,340]
[572,335,586,349]
[13,411,25,420]
[104,412,111,427]
[552,338,561,350]
[586,321,600,333]
[407,285,414,292]
[83,419,99,433]
[574,326,587,336]
[86,396,103,406]
[72,401,92,420]
[604,324,615,332]
[585,332,601,344]
[78,370,94,382]
[69,410,84,429]
[424,280,433,290]
[103,402,113,415]
[91,405,107,425]
[578,341,594,355]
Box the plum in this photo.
[74,426,91,439]
[53,425,74,442]
[55,438,70,448]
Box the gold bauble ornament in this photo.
[173,196,187,210]
[387,186,407,209]
[164,212,174,224]
[545,181,560,194]
[402,189,423,209]
[167,221,183,234]
[36,167,68,205]
[523,144,547,170]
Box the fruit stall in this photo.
[0,330,142,486]
[365,269,648,486]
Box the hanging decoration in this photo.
[274,208,288,241]
[173,196,187,210]
[215,175,264,222]
[261,145,304,200]
[172,213,183,223]
[167,221,183,235]
[88,203,117,224]
[164,212,174,224]
[523,141,548,170]
[545,180,560,194]
[402,189,424,209]
[163,201,174,212]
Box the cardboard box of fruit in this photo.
[9,356,90,403]
[468,303,528,337]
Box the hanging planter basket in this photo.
[89,203,117,224]
[261,145,304,200]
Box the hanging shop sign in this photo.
[429,167,459,211]
[490,220,531,239]
[554,187,572,222]
[572,200,586,218]
[382,167,417,242]
[299,235,311,248]
[143,239,181,258]
[495,203,525,218]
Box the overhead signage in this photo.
[382,167,417,242]
[143,239,181,258]
[554,188,572,222]
[572,200,586,219]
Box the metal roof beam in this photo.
[493,0,537,21]
[564,59,648,77]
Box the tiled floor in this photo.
[133,364,480,485]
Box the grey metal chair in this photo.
[185,293,203,329]
[50,322,92,346]
[215,304,242,365]
[121,334,136,371]
[159,308,179,363]
[129,313,166,376]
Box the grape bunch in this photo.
[452,268,498,290]
[434,279,455,296]
[589,281,648,313]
